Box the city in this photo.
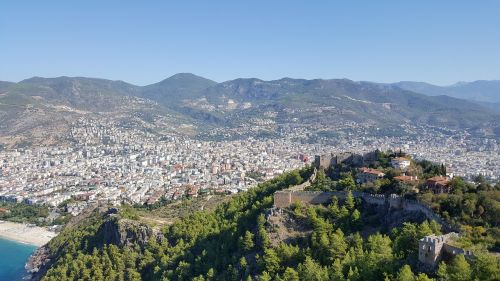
[1,117,498,218]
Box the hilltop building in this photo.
[314,151,374,171]
[391,157,411,170]
[425,176,451,194]
[418,233,472,268]
[393,174,418,183]
[356,167,385,184]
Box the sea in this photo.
[0,238,36,281]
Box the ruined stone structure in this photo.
[314,152,366,170]
[278,150,470,269]
[273,189,456,232]
[276,190,438,219]
[288,168,317,191]
[314,153,335,170]
[418,233,473,268]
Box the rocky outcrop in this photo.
[98,215,165,247]
[26,209,164,280]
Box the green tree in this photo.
[329,228,348,261]
[286,171,304,186]
[472,252,500,281]
[415,273,434,281]
[263,248,280,275]
[297,256,329,281]
[447,255,471,281]
[351,209,363,230]
[338,174,356,190]
[259,271,272,281]
[396,265,415,281]
[240,230,255,252]
[437,262,449,281]
[345,190,355,210]
[329,196,340,219]
[282,267,300,281]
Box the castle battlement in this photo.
[418,233,472,268]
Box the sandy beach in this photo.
[0,221,57,246]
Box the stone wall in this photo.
[274,190,348,208]
[288,168,317,192]
[273,188,457,231]
[418,233,473,268]
[443,244,473,258]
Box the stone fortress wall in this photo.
[274,189,453,231]
[274,151,468,268]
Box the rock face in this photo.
[26,211,163,280]
[99,215,164,247]
[25,247,50,275]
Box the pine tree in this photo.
[448,255,472,281]
[263,248,280,275]
[298,256,329,281]
[259,271,272,281]
[345,190,355,210]
[240,230,255,252]
[396,265,415,281]
[437,262,449,281]
[282,267,300,281]
[472,252,500,281]
[415,273,434,281]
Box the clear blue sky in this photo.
[1,1,499,85]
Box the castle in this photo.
[273,156,471,268]
[314,151,377,170]
[419,233,473,267]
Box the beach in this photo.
[0,221,57,246]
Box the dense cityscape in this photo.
[1,117,498,217]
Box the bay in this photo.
[0,238,36,281]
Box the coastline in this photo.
[0,220,57,247]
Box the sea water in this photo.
[0,238,36,281]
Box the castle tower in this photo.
[418,233,461,267]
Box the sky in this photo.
[1,1,499,86]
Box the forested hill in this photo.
[33,167,499,281]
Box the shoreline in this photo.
[0,220,57,247]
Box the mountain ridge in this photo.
[394,80,500,104]
[0,74,498,147]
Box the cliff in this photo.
[26,209,163,281]
[98,215,165,247]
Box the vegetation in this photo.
[306,151,500,252]
[38,166,500,280]
[0,202,49,225]
[418,177,500,251]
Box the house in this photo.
[391,157,411,170]
[425,176,451,194]
[356,167,385,184]
[393,175,418,183]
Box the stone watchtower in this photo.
[314,153,334,170]
[418,233,460,267]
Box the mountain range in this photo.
[393,80,500,110]
[0,74,498,147]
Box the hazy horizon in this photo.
[3,73,499,88]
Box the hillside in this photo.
[0,75,499,147]
[139,73,217,106]
[28,165,500,281]
[195,78,498,129]
[0,76,193,147]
